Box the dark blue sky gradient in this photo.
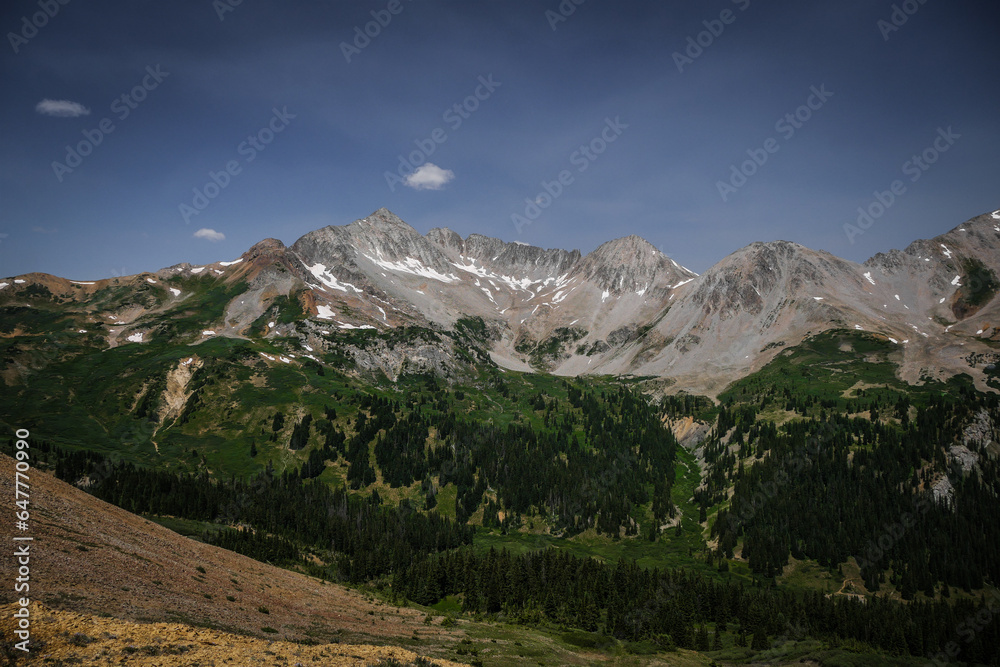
[1,0,998,279]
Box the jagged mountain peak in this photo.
[352,207,413,231]
[424,228,581,280]
[594,234,659,253]
[585,235,666,270]
[425,227,464,251]
[735,239,810,257]
[572,234,692,294]
[715,239,853,279]
[243,237,286,258]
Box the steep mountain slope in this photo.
[0,454,461,656]
[1,207,999,394]
[588,209,1000,394]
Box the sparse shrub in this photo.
[258,606,270,614]
[261,626,278,634]
[69,633,95,647]
[226,595,236,602]
[195,565,206,574]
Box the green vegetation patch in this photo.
[953,257,999,318]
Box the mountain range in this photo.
[5,208,1000,665]
[4,206,999,395]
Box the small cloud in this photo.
[31,226,56,234]
[404,163,455,191]
[35,99,90,117]
[194,228,225,242]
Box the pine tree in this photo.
[696,625,710,651]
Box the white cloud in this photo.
[35,99,90,117]
[193,228,225,242]
[404,163,455,190]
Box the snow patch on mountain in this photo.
[365,254,459,283]
[306,263,362,293]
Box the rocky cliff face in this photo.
[3,207,999,394]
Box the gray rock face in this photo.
[10,207,1000,394]
[174,206,1000,393]
[572,235,684,294]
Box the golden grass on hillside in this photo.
[0,601,462,666]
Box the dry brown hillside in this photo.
[0,454,462,664]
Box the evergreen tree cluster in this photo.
[708,391,1000,595]
[40,443,472,582]
[203,527,301,565]
[395,547,1000,661]
[352,384,680,535]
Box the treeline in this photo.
[394,546,1000,662]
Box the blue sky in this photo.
[2,0,998,279]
